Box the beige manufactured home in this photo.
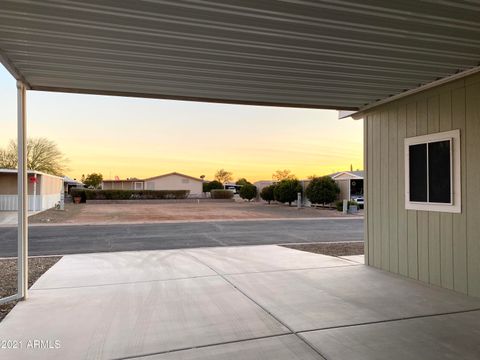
[144,173,203,196]
[0,169,63,211]
[102,172,203,197]
[330,171,364,202]
[102,179,144,191]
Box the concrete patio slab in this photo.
[186,245,355,274]
[226,265,480,331]
[139,334,324,360]
[1,245,480,360]
[0,211,39,226]
[0,276,288,359]
[301,310,480,360]
[32,250,216,289]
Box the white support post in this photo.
[17,81,28,300]
[33,173,37,211]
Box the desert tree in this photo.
[305,176,340,206]
[260,185,276,204]
[214,169,233,184]
[273,179,302,206]
[235,178,251,186]
[83,173,103,189]
[203,180,223,192]
[239,183,257,201]
[272,169,296,181]
[0,137,68,176]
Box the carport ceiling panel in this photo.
[0,0,479,109]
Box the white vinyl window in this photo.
[405,129,461,213]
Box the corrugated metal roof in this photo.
[1,0,479,110]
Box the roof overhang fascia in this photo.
[351,65,480,120]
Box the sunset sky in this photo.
[0,65,363,182]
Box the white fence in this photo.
[0,194,61,211]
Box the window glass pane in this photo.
[409,143,428,202]
[428,140,451,203]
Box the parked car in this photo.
[224,185,241,194]
[351,195,364,209]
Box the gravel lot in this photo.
[29,201,360,225]
[283,241,364,257]
[0,257,61,322]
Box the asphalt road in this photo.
[0,218,363,257]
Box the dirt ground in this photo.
[29,201,361,225]
[0,257,61,322]
[283,242,364,257]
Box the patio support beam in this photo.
[17,81,28,300]
[0,50,31,88]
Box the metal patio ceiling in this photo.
[0,0,479,110]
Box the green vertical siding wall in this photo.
[364,72,480,297]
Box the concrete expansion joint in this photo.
[220,263,360,276]
[112,333,293,360]
[297,307,480,334]
[30,274,218,292]
[182,250,330,360]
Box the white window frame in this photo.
[404,129,461,213]
[134,182,144,190]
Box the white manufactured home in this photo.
[0,169,63,211]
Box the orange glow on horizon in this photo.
[0,66,363,183]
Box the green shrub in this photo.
[260,185,276,204]
[335,200,343,211]
[235,178,251,186]
[203,180,223,192]
[70,188,88,203]
[210,189,234,199]
[78,189,190,201]
[274,179,302,206]
[335,200,358,211]
[239,183,257,201]
[305,176,340,205]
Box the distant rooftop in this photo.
[329,170,364,179]
[0,168,64,179]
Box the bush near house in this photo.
[305,176,340,206]
[203,180,223,192]
[335,200,358,211]
[239,183,257,201]
[71,188,88,203]
[260,185,276,204]
[274,179,302,206]
[210,189,234,199]
[70,189,190,201]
